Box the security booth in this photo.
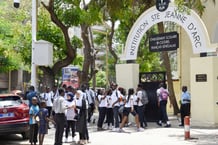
[139,71,166,122]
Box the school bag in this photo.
[160,88,169,100]
[141,90,149,105]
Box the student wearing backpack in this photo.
[111,83,122,132]
[119,88,144,132]
[136,84,148,128]
[156,83,171,127]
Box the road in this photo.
[1,116,218,145]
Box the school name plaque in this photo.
[195,74,207,82]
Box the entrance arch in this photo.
[122,3,218,60]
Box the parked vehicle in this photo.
[0,94,30,139]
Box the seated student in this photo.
[119,88,144,132]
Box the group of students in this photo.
[26,84,93,145]
[96,83,149,132]
[26,86,55,145]
[25,82,191,145]
[96,82,191,131]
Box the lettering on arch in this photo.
[122,3,214,60]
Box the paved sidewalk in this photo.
[13,116,218,145]
[63,116,218,145]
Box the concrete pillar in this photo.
[190,57,218,127]
[116,63,139,123]
[116,63,139,91]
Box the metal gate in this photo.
[139,71,166,122]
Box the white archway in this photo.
[122,3,218,60]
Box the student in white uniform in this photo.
[106,89,114,129]
[119,88,144,132]
[97,89,107,131]
[64,93,76,143]
[111,83,121,131]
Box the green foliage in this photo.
[53,0,102,27]
[115,1,163,73]
[174,0,213,17]
[96,70,106,88]
[136,27,163,72]
[0,0,29,72]
[37,8,83,67]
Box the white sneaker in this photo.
[72,137,75,142]
[109,125,113,130]
[137,127,144,132]
[119,128,125,132]
[65,137,68,143]
[112,127,119,132]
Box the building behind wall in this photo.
[0,70,30,93]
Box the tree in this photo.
[0,1,29,73]
[40,0,105,87]
[39,1,79,87]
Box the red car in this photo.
[0,94,30,139]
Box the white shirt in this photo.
[133,94,138,106]
[137,90,143,106]
[53,96,66,114]
[124,95,134,108]
[65,100,76,120]
[52,90,59,100]
[98,94,107,107]
[74,94,88,113]
[74,97,82,114]
[86,89,95,104]
[106,95,112,108]
[111,90,121,107]
[43,92,53,107]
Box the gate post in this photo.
[116,63,139,91]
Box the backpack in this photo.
[141,90,149,105]
[160,89,169,100]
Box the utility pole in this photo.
[31,0,37,88]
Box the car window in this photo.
[0,96,22,107]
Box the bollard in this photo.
[184,116,190,140]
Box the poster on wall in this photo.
[62,66,80,89]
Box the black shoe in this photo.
[97,127,105,131]
[179,124,184,127]
[156,122,162,126]
[164,124,171,128]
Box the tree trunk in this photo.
[157,22,180,115]
[40,1,78,88]
[80,24,93,85]
[39,66,55,89]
